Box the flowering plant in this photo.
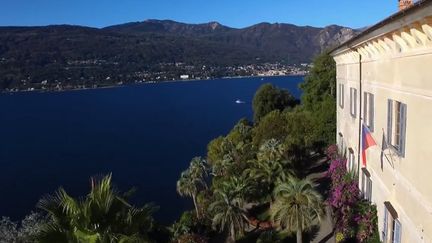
[354,202,378,242]
[325,145,378,242]
[335,232,345,243]
[325,144,339,160]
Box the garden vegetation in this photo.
[0,52,379,243]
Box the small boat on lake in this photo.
[236,99,245,104]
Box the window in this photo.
[382,202,401,243]
[361,168,372,202]
[348,148,355,172]
[364,92,375,132]
[387,100,407,156]
[339,84,344,108]
[338,133,345,154]
[350,88,357,117]
[383,208,388,242]
[393,220,402,243]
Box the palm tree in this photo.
[36,174,158,243]
[189,157,208,190]
[177,170,201,218]
[209,177,250,243]
[271,177,324,243]
[258,139,285,162]
[177,157,209,219]
[244,139,292,197]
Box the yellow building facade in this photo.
[331,1,432,242]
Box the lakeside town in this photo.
[1,62,310,93]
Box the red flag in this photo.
[362,124,377,166]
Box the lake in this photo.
[0,76,303,223]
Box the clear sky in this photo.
[0,0,399,29]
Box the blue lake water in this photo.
[0,76,303,223]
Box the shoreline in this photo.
[0,74,305,95]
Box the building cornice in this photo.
[331,0,432,60]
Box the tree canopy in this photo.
[252,83,297,123]
[300,52,336,146]
[300,52,336,110]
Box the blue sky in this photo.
[0,0,398,29]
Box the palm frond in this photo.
[35,174,158,242]
[271,177,324,232]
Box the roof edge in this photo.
[330,0,432,56]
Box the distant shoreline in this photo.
[0,74,305,95]
[157,74,304,84]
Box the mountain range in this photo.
[0,20,360,90]
[104,19,359,63]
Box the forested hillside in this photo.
[0,20,359,90]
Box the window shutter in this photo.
[350,89,353,116]
[382,209,388,242]
[399,103,407,157]
[367,178,372,201]
[349,88,351,113]
[350,88,357,117]
[354,89,357,117]
[363,92,368,125]
[342,85,344,109]
[370,93,375,132]
[342,84,344,108]
[387,100,393,145]
[394,220,402,243]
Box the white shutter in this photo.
[393,220,402,243]
[387,100,393,145]
[399,103,407,157]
